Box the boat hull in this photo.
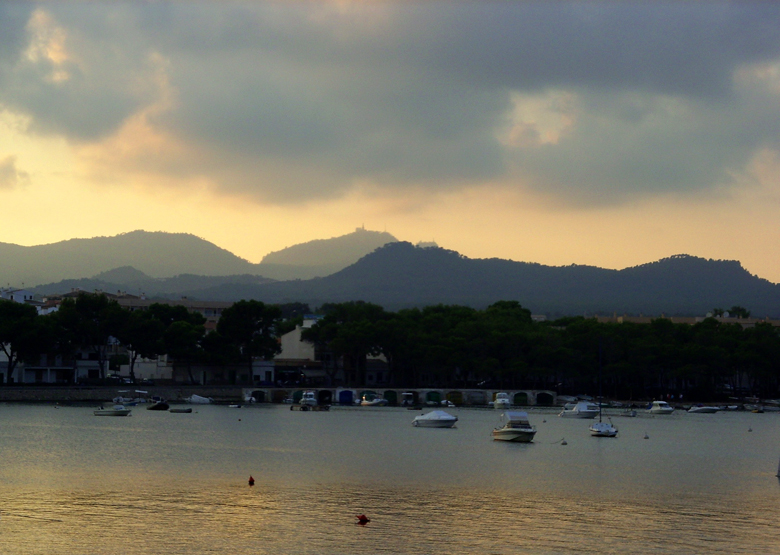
[492,429,536,442]
[589,422,618,437]
[94,409,131,416]
[412,410,458,428]
[559,411,598,419]
[413,419,457,428]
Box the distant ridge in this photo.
[0,231,257,286]
[260,227,397,268]
[10,233,780,317]
[0,228,397,286]
[169,243,780,317]
[32,270,275,299]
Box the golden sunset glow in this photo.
[1,2,779,281]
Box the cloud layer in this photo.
[1,1,780,206]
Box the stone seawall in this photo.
[0,386,247,404]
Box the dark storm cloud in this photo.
[0,3,33,83]
[1,1,779,204]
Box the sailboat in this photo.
[589,341,618,437]
[589,409,618,437]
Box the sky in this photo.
[1,1,780,282]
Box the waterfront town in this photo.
[1,286,779,405]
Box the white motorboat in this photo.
[492,411,537,442]
[647,400,675,414]
[687,405,720,413]
[360,392,388,406]
[94,404,132,416]
[300,390,318,407]
[412,410,458,428]
[558,401,600,419]
[185,394,213,404]
[492,392,511,409]
[113,389,147,405]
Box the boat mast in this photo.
[598,338,603,423]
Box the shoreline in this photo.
[0,385,246,404]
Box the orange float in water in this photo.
[248,476,255,486]
[355,514,370,524]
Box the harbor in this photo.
[1,402,779,554]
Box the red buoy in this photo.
[356,514,370,525]
[248,476,255,486]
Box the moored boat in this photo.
[360,392,388,406]
[147,396,170,411]
[412,410,458,428]
[185,394,213,404]
[687,405,720,413]
[589,417,618,437]
[559,401,600,419]
[300,390,318,407]
[492,411,537,442]
[94,404,132,416]
[492,392,511,409]
[647,400,675,414]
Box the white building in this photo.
[0,287,57,315]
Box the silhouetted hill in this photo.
[1,228,398,286]
[30,270,275,299]
[92,266,153,284]
[260,227,397,267]
[0,231,258,286]
[181,243,780,317]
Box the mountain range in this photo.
[6,232,780,317]
[0,228,397,286]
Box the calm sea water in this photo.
[1,402,779,554]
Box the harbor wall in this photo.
[0,386,560,406]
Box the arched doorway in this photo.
[425,391,442,404]
[272,390,290,403]
[317,390,333,405]
[338,390,355,405]
[466,391,487,405]
[536,391,555,406]
[447,391,464,405]
[513,392,528,406]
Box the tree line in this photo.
[1,294,778,400]
[0,293,291,384]
[302,300,779,401]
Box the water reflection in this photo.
[1,404,779,554]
